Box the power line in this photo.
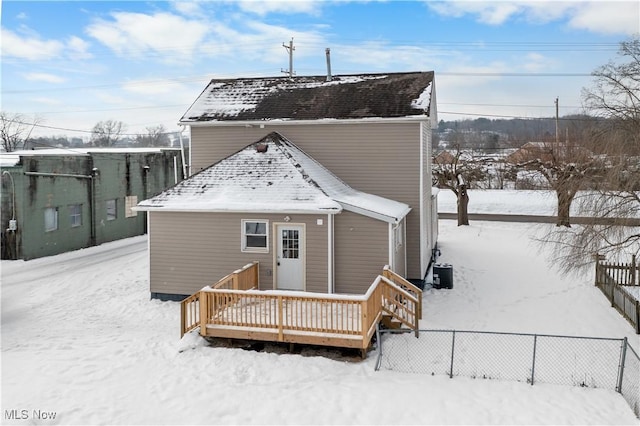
[2,70,595,96]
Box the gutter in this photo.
[132,206,343,215]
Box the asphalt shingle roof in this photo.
[180,72,434,122]
[137,132,410,223]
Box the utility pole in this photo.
[281,38,295,78]
[555,97,559,144]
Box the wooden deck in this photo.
[180,262,422,352]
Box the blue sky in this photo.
[1,0,638,139]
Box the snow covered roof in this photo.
[137,132,410,223]
[0,147,178,167]
[180,72,434,123]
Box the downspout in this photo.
[2,171,18,259]
[388,222,394,271]
[404,218,408,277]
[178,125,188,178]
[142,165,150,234]
[90,164,98,246]
[173,156,178,185]
[327,213,334,294]
[419,122,426,279]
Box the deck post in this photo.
[199,291,208,337]
[277,296,284,342]
[361,298,368,344]
[254,261,260,288]
[232,274,239,290]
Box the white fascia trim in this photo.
[340,203,411,225]
[181,115,430,128]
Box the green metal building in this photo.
[1,148,184,260]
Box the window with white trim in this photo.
[69,204,82,227]
[242,220,269,252]
[45,207,58,232]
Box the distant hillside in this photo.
[436,115,604,151]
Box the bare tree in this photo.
[136,124,170,147]
[0,112,40,152]
[517,139,602,227]
[432,145,487,226]
[539,37,640,273]
[91,120,126,147]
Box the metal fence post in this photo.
[449,330,456,379]
[636,299,640,334]
[616,337,628,393]
[531,334,538,386]
[374,324,383,371]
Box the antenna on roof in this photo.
[281,38,295,78]
[325,48,332,82]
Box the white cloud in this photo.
[236,0,324,16]
[1,28,64,60]
[519,52,554,72]
[172,1,203,16]
[333,41,452,72]
[66,36,93,60]
[122,78,180,95]
[85,12,210,62]
[567,1,640,35]
[426,1,639,35]
[24,73,67,83]
[30,97,63,106]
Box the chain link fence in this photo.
[375,329,639,417]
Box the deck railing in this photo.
[212,261,259,290]
[382,265,423,320]
[180,292,200,337]
[180,261,259,337]
[181,263,420,350]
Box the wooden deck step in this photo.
[381,315,403,330]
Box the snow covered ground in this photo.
[2,192,640,424]
[437,189,562,216]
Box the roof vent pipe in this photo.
[325,48,332,82]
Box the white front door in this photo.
[276,224,304,290]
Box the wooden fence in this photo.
[595,255,640,334]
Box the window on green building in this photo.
[45,207,58,232]
[125,195,138,218]
[106,199,117,221]
[69,204,82,227]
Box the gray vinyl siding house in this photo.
[138,71,438,300]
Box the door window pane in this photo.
[282,229,299,259]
